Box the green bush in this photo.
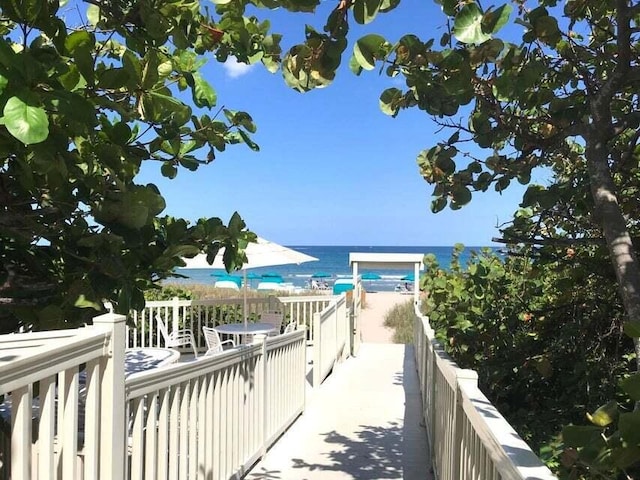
[421,244,636,477]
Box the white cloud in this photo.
[223,57,256,79]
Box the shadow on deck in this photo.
[245,343,433,480]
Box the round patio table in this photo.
[214,322,277,344]
[124,347,181,376]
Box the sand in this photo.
[359,291,413,343]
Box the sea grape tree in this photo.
[0,0,311,332]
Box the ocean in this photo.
[173,245,497,293]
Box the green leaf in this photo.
[3,96,49,144]
[451,185,472,207]
[353,0,382,25]
[431,196,447,213]
[353,34,388,70]
[86,4,100,25]
[239,130,259,151]
[0,74,8,94]
[191,72,217,108]
[482,4,512,35]
[161,161,178,179]
[349,55,363,75]
[10,0,42,23]
[619,412,640,445]
[379,88,403,116]
[620,372,640,401]
[64,31,95,85]
[98,68,130,89]
[623,320,640,338]
[586,400,618,427]
[562,425,604,448]
[453,3,492,44]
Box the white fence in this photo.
[312,295,350,387]
[125,330,306,480]
[413,307,556,480]
[0,314,126,480]
[126,295,334,353]
[0,313,307,480]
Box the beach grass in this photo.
[147,282,326,301]
[383,299,415,343]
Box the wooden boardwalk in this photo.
[245,342,432,479]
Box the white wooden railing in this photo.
[277,295,335,342]
[0,313,126,480]
[413,306,556,480]
[125,295,334,353]
[312,295,350,387]
[0,312,307,480]
[126,297,276,352]
[125,330,306,480]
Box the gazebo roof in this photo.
[348,252,424,270]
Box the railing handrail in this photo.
[0,328,110,394]
[413,305,556,480]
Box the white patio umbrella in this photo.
[180,237,318,325]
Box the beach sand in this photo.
[359,291,413,343]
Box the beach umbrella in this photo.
[180,236,318,325]
[361,272,381,292]
[261,274,284,283]
[261,272,283,279]
[361,272,381,280]
[312,271,331,278]
[401,273,415,282]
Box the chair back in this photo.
[261,312,284,335]
[155,314,198,357]
[155,314,171,344]
[283,322,297,334]
[202,326,225,354]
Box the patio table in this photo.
[124,347,181,376]
[214,322,277,344]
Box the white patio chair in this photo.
[283,321,297,334]
[202,326,236,355]
[260,312,284,336]
[155,314,198,358]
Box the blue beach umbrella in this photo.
[261,272,282,279]
[217,275,242,287]
[261,274,284,283]
[312,271,331,278]
[361,272,381,292]
[361,272,381,280]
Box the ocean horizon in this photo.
[171,245,498,292]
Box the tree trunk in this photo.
[585,134,640,369]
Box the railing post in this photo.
[312,312,321,388]
[172,296,180,333]
[92,312,127,480]
[255,334,268,457]
[453,371,479,480]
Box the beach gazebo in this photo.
[348,252,424,304]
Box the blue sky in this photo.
[137,0,537,246]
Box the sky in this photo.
[136,0,539,247]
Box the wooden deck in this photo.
[246,343,433,479]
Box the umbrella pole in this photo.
[243,269,248,328]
